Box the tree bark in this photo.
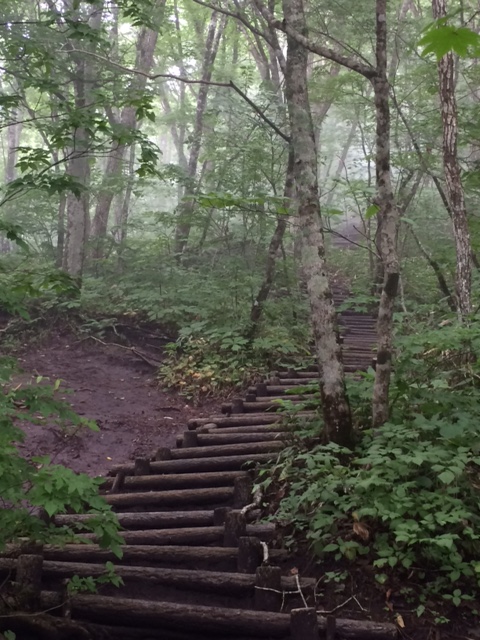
[371,0,400,428]
[174,12,227,257]
[282,0,352,447]
[63,1,104,278]
[1,108,22,253]
[63,57,91,278]
[91,5,163,261]
[432,0,472,318]
[410,227,456,310]
[5,109,22,184]
[248,150,294,339]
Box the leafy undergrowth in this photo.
[257,317,480,628]
[159,324,311,402]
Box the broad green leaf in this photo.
[419,24,480,59]
[438,469,456,484]
[365,204,380,219]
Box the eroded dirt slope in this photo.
[13,336,218,477]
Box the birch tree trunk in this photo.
[116,140,137,273]
[432,0,472,317]
[5,110,22,184]
[1,109,22,253]
[248,150,294,339]
[174,12,227,257]
[282,0,352,447]
[91,4,163,261]
[63,57,91,278]
[371,0,400,428]
[62,0,104,278]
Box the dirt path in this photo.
[15,336,219,477]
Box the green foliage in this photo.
[258,318,480,615]
[0,356,123,557]
[0,242,123,570]
[420,19,480,59]
[160,325,307,401]
[0,264,80,318]
[67,562,124,594]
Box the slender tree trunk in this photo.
[324,117,358,208]
[91,5,163,261]
[56,193,67,268]
[174,12,227,257]
[62,0,104,279]
[63,59,90,278]
[248,150,294,339]
[410,227,456,310]
[371,0,400,428]
[115,140,137,275]
[1,109,22,253]
[5,110,22,183]
[282,0,352,447]
[432,0,472,317]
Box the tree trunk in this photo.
[371,0,400,428]
[174,12,227,257]
[410,227,456,310]
[324,117,358,208]
[282,0,352,448]
[56,193,67,268]
[248,150,294,339]
[63,58,90,279]
[5,110,22,184]
[116,140,137,273]
[91,6,163,261]
[1,108,22,253]
[432,0,472,318]
[63,0,104,279]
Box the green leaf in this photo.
[365,204,379,219]
[419,24,480,59]
[438,469,456,484]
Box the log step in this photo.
[2,544,285,568]
[195,432,285,445]
[55,510,217,530]
[72,524,275,546]
[200,424,293,435]
[0,560,310,596]
[104,486,235,509]
[101,471,247,492]
[39,592,398,639]
[109,453,274,477]
[169,441,284,459]
[188,412,315,429]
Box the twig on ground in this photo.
[240,487,263,516]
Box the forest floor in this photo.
[10,331,219,477]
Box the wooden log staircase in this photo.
[0,287,398,640]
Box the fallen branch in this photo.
[240,487,263,517]
[131,348,162,368]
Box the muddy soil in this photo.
[13,335,219,477]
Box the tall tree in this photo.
[432,0,472,317]
[281,0,352,447]
[371,0,400,427]
[62,0,103,278]
[91,0,164,262]
[174,11,227,257]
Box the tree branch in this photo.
[72,49,290,141]
[251,0,376,78]
[190,0,276,47]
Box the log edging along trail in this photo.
[0,286,399,640]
